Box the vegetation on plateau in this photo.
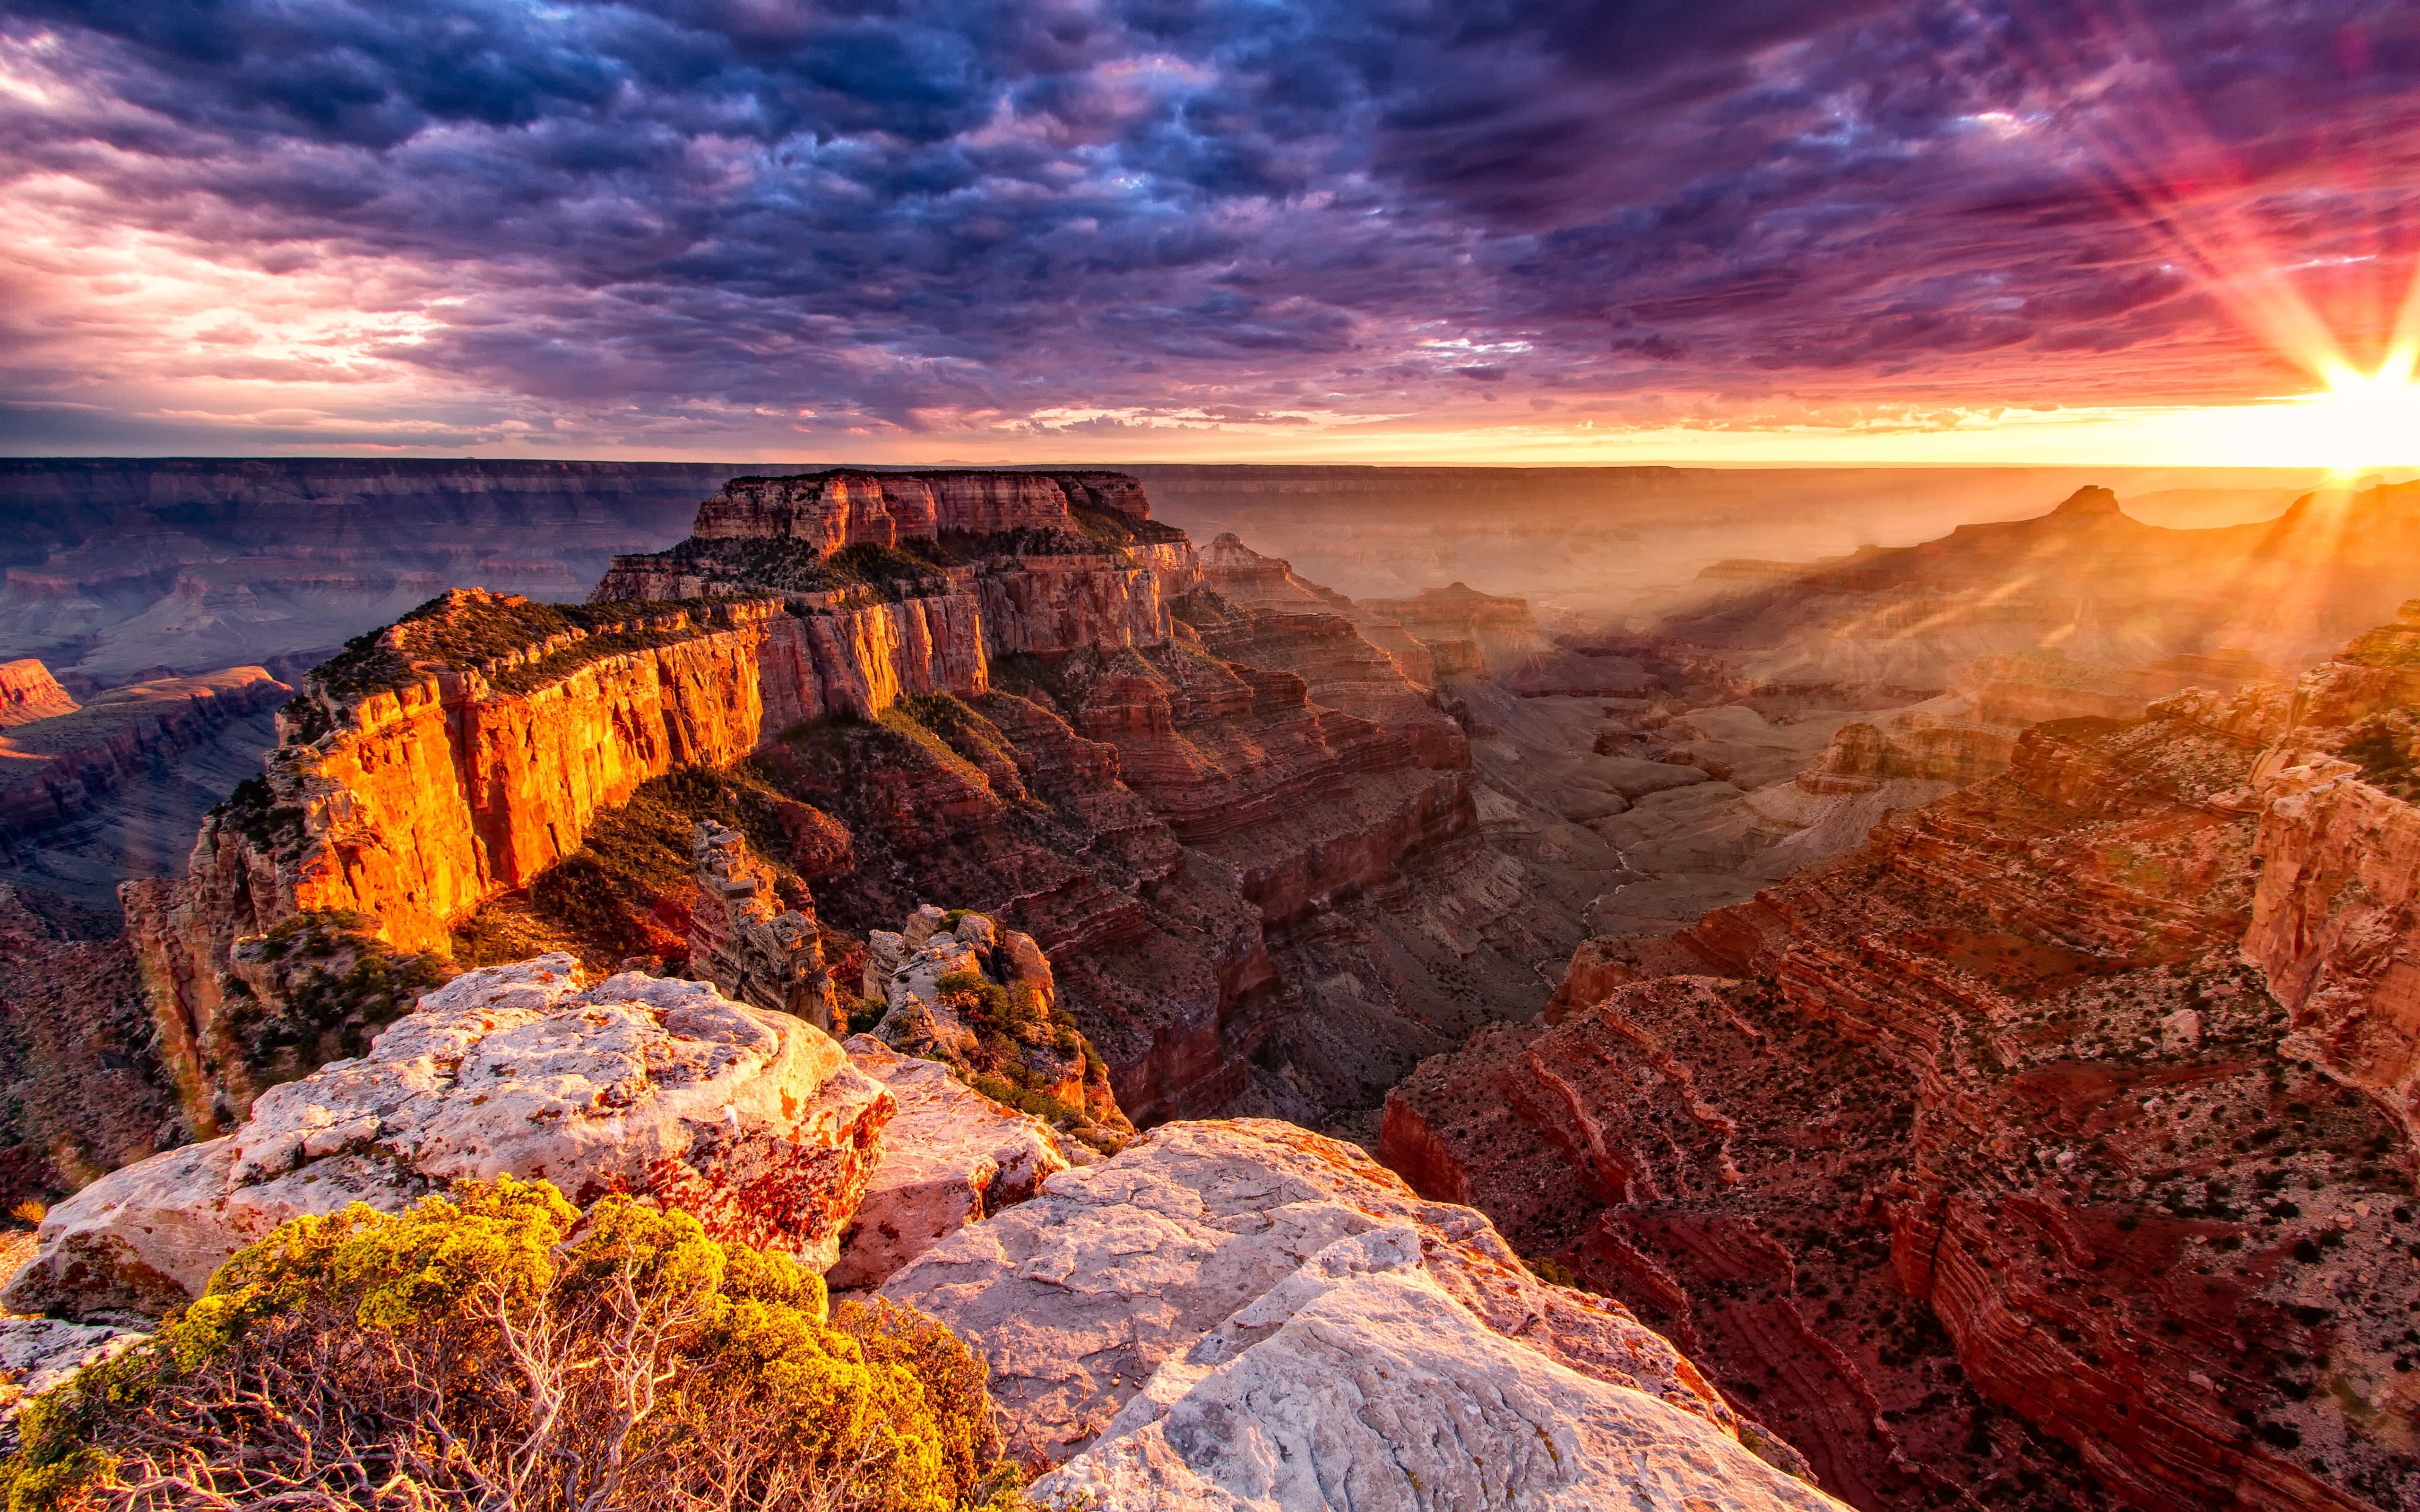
[929,968,1121,1151]
[0,1178,1028,1512]
[306,591,744,711]
[452,766,851,977]
[213,911,451,1106]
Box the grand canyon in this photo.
[0,455,2413,1510]
[4,2,2418,1507]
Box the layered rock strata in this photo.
[1383,619,2420,1512]
[882,1117,1831,1505]
[0,884,178,1210]
[1651,481,2420,697]
[0,660,75,728]
[120,470,1552,1142]
[861,903,1128,1147]
[5,956,893,1319]
[0,668,290,839]
[686,822,836,1031]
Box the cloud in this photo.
[0,0,2414,455]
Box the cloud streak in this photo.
[0,0,2415,457]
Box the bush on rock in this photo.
[1,1177,1016,1512]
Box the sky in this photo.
[1,0,2417,466]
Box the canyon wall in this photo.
[0,668,291,839]
[0,458,737,690]
[1381,614,2420,1512]
[0,659,76,727]
[125,471,1499,1136]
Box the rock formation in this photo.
[117,470,1566,1142]
[686,821,836,1031]
[860,904,1129,1149]
[0,1317,148,1419]
[5,957,893,1318]
[1648,481,2420,698]
[1381,610,2420,1512]
[882,1117,1835,1505]
[0,660,75,728]
[828,1034,1080,1291]
[0,457,735,690]
[0,884,179,1211]
[1358,582,1548,675]
[0,944,1845,1509]
[0,668,290,841]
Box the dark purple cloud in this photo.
[0,0,2414,454]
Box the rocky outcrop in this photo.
[686,822,836,1031]
[861,904,1129,1149]
[881,1118,1826,1499]
[1359,582,1548,674]
[828,1034,1078,1291]
[0,668,290,838]
[0,1318,148,1417]
[4,957,893,1319]
[1030,1221,1844,1512]
[1384,636,2420,1512]
[0,660,75,728]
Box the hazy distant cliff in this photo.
[0,458,742,690]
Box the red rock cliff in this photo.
[1383,619,2420,1512]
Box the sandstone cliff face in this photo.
[1383,643,2420,1512]
[686,468,1112,548]
[121,594,789,1126]
[126,473,1526,1144]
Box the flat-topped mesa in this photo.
[689,468,1148,546]
[0,658,77,728]
[1359,580,1548,675]
[593,469,1199,652]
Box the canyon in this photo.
[1380,606,2420,1512]
[113,469,1567,1151]
[9,462,2420,1509]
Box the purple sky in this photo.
[2,0,2416,462]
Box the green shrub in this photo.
[0,1178,1016,1512]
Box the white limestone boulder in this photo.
[6,956,894,1319]
[0,1318,149,1416]
[880,1119,1775,1480]
[1030,1226,1846,1512]
[826,1036,1080,1290]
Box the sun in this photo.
[2279,361,2420,475]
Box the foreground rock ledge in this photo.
[7,957,894,1318]
[882,1118,1837,1507]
